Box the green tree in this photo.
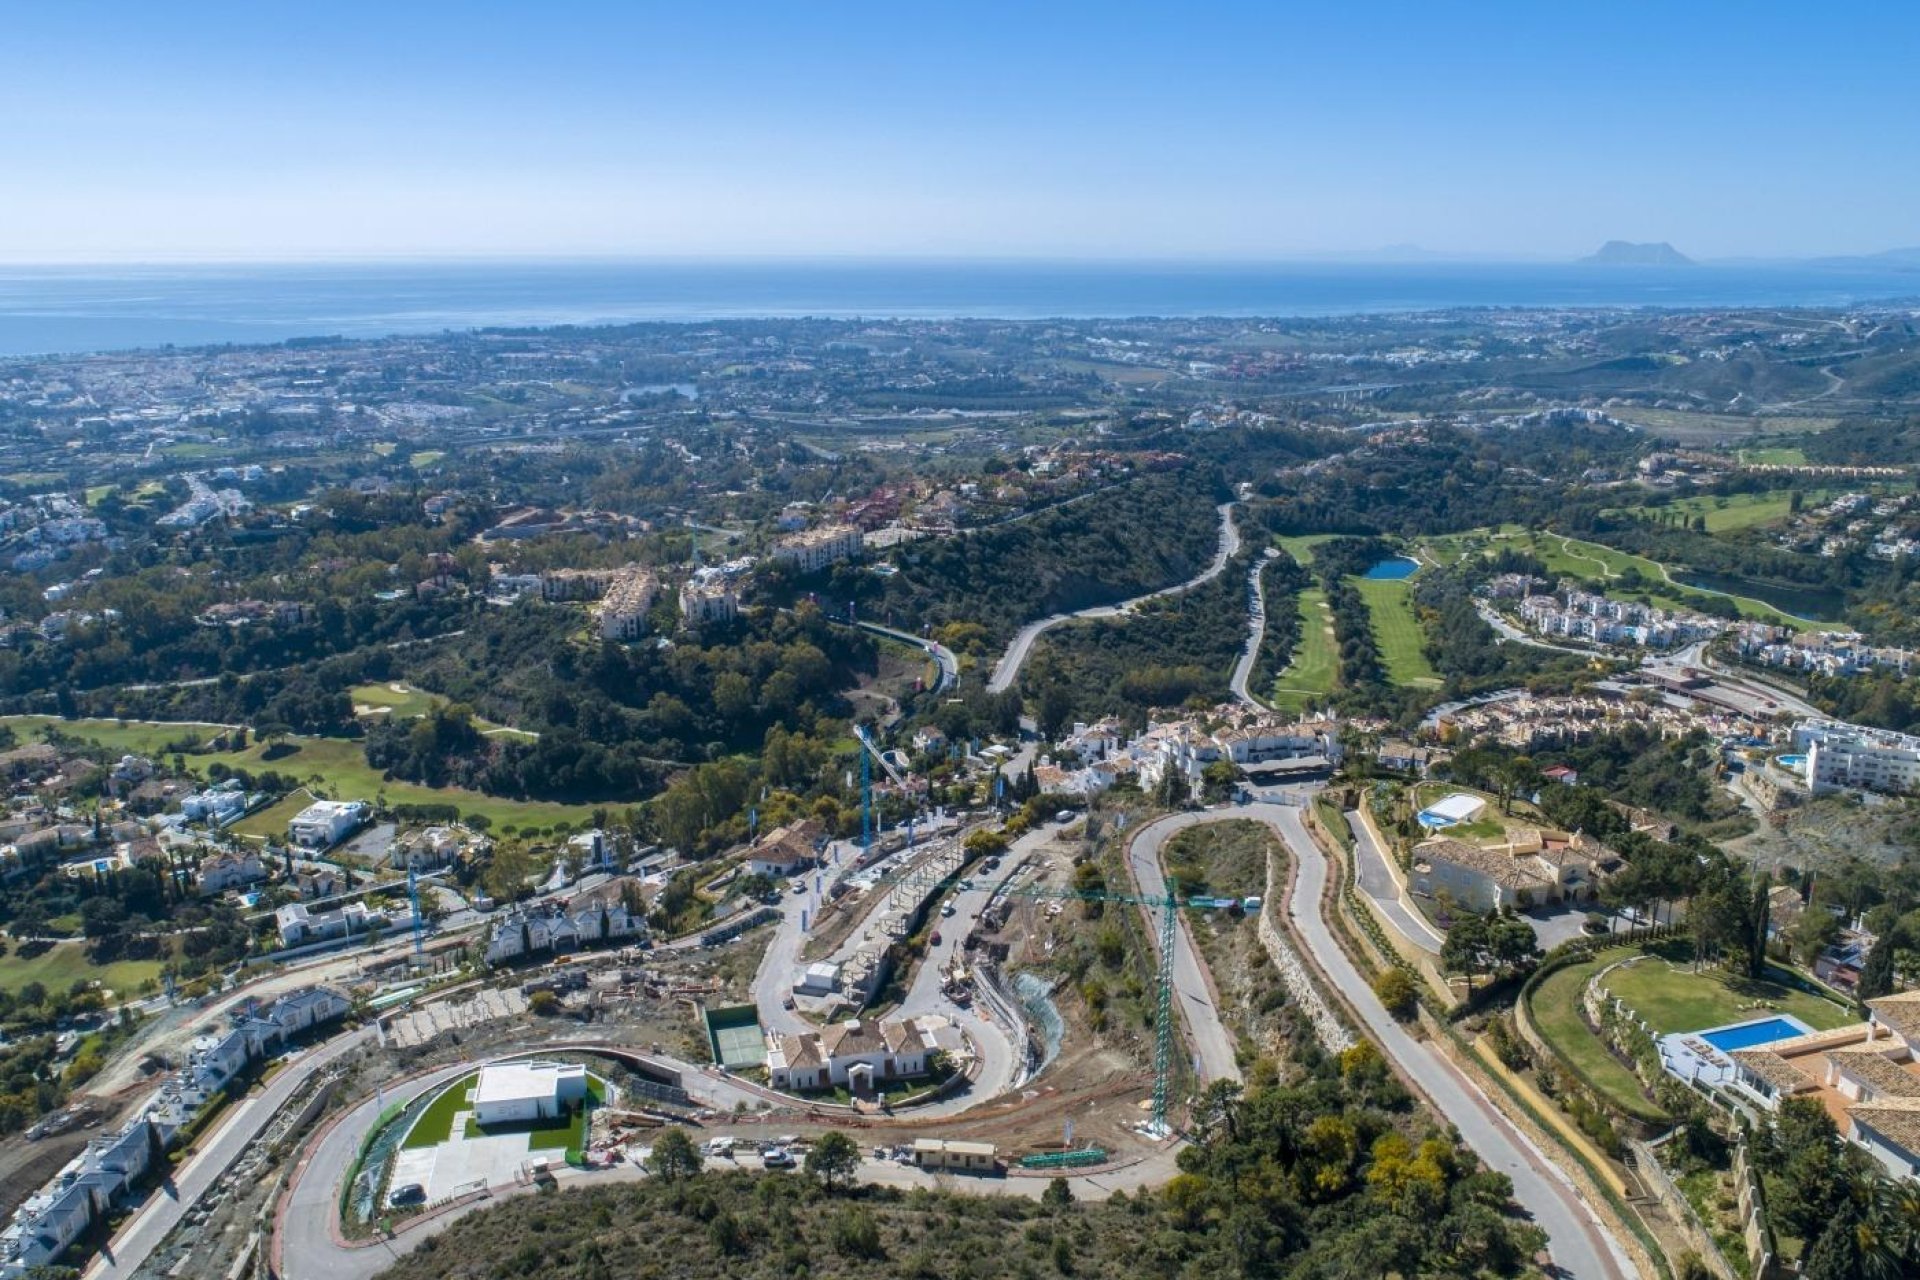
[645,1126,702,1181]
[1859,934,1897,1002]
[1200,759,1241,802]
[805,1129,861,1192]
[1372,967,1418,1019]
[1802,1196,1865,1280]
[1791,906,1841,967]
[1769,1099,1856,1242]
[963,827,1009,859]
[1042,1176,1074,1209]
[1440,913,1491,991]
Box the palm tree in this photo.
[1859,1179,1920,1280]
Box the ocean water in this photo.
[0,259,1916,358]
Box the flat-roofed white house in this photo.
[287,799,369,849]
[471,1061,589,1127]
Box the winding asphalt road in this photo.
[851,620,959,693]
[264,797,1632,1280]
[1123,813,1245,1085]
[1262,803,1632,1280]
[1229,548,1280,706]
[986,502,1240,693]
[87,1028,373,1280]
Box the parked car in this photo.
[762,1146,796,1169]
[940,903,956,918]
[388,1182,426,1207]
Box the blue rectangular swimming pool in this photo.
[1698,1017,1810,1053]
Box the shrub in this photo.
[832,1208,884,1259]
[1371,968,1418,1019]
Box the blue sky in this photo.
[3,2,1914,261]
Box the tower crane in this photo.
[880,847,1241,1136]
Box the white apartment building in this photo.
[596,569,661,641]
[769,524,863,574]
[678,578,740,625]
[1794,720,1920,796]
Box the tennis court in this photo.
[704,1004,767,1068]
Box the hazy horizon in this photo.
[0,245,1915,270]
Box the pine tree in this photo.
[1859,935,1896,1001]
[1801,1198,1863,1280]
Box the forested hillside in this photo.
[1018,548,1264,731]
[871,469,1227,641]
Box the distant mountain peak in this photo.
[1580,240,1693,266]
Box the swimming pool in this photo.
[1698,1016,1810,1054]
[1777,754,1806,769]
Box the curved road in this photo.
[1260,803,1632,1280]
[268,799,1631,1280]
[87,1028,373,1280]
[1229,549,1280,706]
[852,620,959,694]
[1123,813,1245,1085]
[986,502,1240,694]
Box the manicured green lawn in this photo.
[1600,945,1854,1034]
[3,715,231,757]
[197,735,593,830]
[351,683,537,741]
[409,451,446,468]
[1274,534,1337,567]
[1351,576,1441,688]
[226,788,319,841]
[1433,526,1820,632]
[1527,953,1668,1123]
[350,683,441,720]
[0,941,165,999]
[4,715,594,831]
[1608,488,1840,534]
[1738,446,1808,466]
[402,1073,478,1149]
[1270,587,1337,710]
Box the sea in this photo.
[0,259,1916,359]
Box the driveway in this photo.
[1525,904,1599,951]
[1346,810,1443,954]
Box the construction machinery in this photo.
[880,851,1207,1137]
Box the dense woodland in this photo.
[866,469,1228,642]
[1017,548,1263,732]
